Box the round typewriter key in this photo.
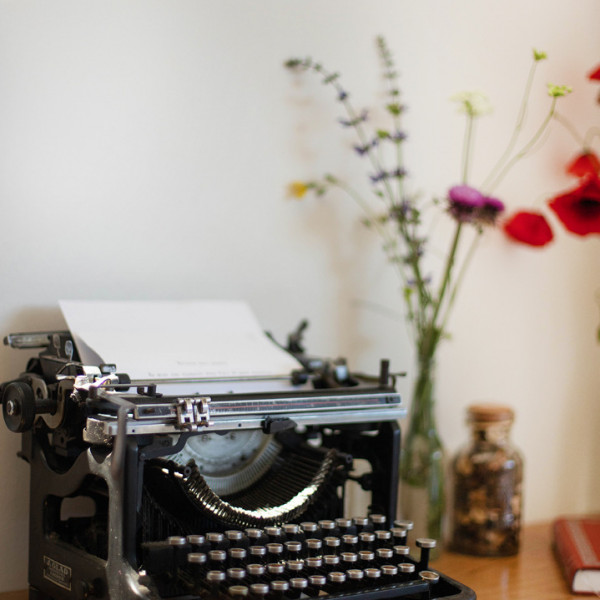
[307,575,326,597]
[419,570,440,584]
[375,530,392,546]
[269,580,289,600]
[352,517,370,533]
[228,584,249,597]
[286,559,305,576]
[391,527,408,546]
[249,545,267,563]
[207,532,228,550]
[369,514,387,527]
[206,570,226,595]
[167,536,187,546]
[285,541,302,560]
[208,549,227,570]
[229,547,247,567]
[398,562,415,581]
[249,583,269,600]
[340,551,358,567]
[304,557,322,576]
[376,548,393,564]
[381,564,398,583]
[265,527,284,543]
[246,528,267,546]
[283,524,302,540]
[341,534,358,552]
[358,550,375,568]
[347,568,364,582]
[393,545,411,561]
[266,543,284,563]
[288,577,308,599]
[227,568,247,581]
[226,530,248,548]
[359,531,375,550]
[267,563,285,576]
[323,554,340,568]
[246,564,265,584]
[364,567,382,582]
[393,520,414,531]
[335,518,354,535]
[416,538,437,570]
[300,522,318,536]
[324,536,341,554]
[305,538,322,557]
[318,520,337,536]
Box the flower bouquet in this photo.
[285,38,571,539]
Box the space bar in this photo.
[327,580,431,599]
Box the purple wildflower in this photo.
[390,130,407,142]
[478,195,505,224]
[447,185,485,222]
[338,90,348,101]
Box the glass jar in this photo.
[450,404,523,556]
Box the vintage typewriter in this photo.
[1,322,476,600]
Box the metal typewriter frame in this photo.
[1,329,476,600]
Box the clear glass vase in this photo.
[399,357,445,542]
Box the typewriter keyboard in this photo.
[141,517,475,599]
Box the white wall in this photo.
[1,0,599,591]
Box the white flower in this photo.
[451,91,493,117]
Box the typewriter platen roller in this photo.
[1,325,476,600]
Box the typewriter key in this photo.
[187,552,208,579]
[304,557,322,576]
[188,535,210,554]
[352,517,371,533]
[416,538,437,570]
[266,563,285,577]
[391,527,409,547]
[226,530,249,548]
[376,547,394,565]
[283,524,303,541]
[359,531,375,550]
[306,575,326,597]
[268,580,289,600]
[246,528,268,546]
[393,545,411,563]
[346,568,364,583]
[285,560,305,578]
[375,529,392,547]
[168,536,192,567]
[228,584,249,597]
[323,554,340,570]
[249,545,267,564]
[340,552,358,569]
[266,543,284,563]
[326,571,347,593]
[324,536,341,554]
[381,564,398,584]
[205,570,227,596]
[265,527,284,544]
[341,534,359,552]
[284,540,302,561]
[419,570,440,584]
[318,520,337,537]
[369,514,387,527]
[398,562,416,582]
[209,550,228,570]
[364,567,382,586]
[299,522,319,537]
[207,532,229,550]
[226,568,247,583]
[246,564,266,584]
[249,583,269,600]
[288,577,308,599]
[393,520,414,532]
[305,538,322,557]
[335,518,354,535]
[229,547,248,568]
[358,550,375,569]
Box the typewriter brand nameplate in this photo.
[43,555,72,591]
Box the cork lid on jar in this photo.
[467,403,514,422]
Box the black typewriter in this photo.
[0,324,476,600]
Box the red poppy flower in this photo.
[588,65,600,81]
[548,176,600,236]
[503,211,554,247]
[566,151,600,178]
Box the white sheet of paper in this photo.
[59,300,301,383]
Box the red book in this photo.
[553,516,600,595]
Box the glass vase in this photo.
[399,357,445,542]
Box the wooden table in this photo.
[0,522,578,599]
[432,521,577,599]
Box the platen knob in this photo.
[2,381,36,432]
[2,380,57,433]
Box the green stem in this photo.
[486,97,558,193]
[461,115,475,183]
[482,59,540,191]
